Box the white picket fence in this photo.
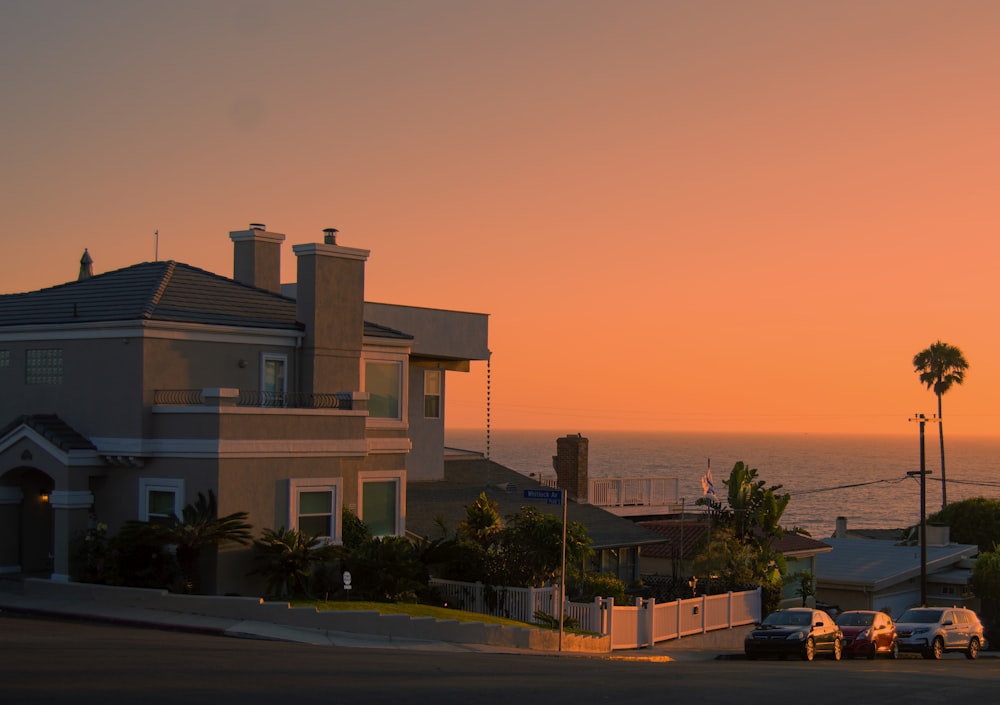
[429,578,761,650]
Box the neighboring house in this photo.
[639,518,832,607]
[406,452,666,586]
[815,532,978,618]
[0,224,488,594]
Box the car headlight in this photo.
[786,630,807,641]
[858,628,871,640]
[912,627,929,635]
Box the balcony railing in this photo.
[153,389,353,409]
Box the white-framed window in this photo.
[358,471,405,537]
[26,348,63,384]
[138,478,184,523]
[261,353,287,407]
[289,478,342,543]
[424,369,441,419]
[363,354,407,425]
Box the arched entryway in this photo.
[0,467,55,576]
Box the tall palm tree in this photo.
[913,340,969,510]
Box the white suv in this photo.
[894,607,984,660]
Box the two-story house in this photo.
[0,224,488,594]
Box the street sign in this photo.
[523,488,562,505]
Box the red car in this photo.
[835,610,897,659]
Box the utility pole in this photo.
[908,413,939,606]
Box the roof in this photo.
[0,261,302,330]
[638,520,832,561]
[0,260,413,341]
[406,457,665,551]
[0,414,96,451]
[638,519,710,560]
[814,537,978,592]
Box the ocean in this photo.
[444,429,1000,539]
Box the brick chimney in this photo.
[293,231,370,395]
[230,223,285,294]
[553,434,588,503]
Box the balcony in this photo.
[153,389,355,409]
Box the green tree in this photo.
[120,490,253,593]
[696,461,790,613]
[251,527,336,599]
[913,340,969,510]
[972,546,1000,624]
[927,497,1000,552]
[498,506,593,588]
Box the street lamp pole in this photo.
[908,413,939,606]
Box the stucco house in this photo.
[0,224,488,594]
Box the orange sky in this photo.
[3,1,998,437]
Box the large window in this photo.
[424,369,441,419]
[365,360,402,420]
[261,354,287,407]
[26,348,63,384]
[138,478,184,523]
[359,472,404,537]
[289,478,341,543]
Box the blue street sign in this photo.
[523,488,562,505]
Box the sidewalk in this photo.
[0,578,744,661]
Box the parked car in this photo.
[744,607,843,661]
[895,607,984,660]
[835,610,897,659]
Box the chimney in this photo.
[834,516,847,538]
[78,249,94,281]
[293,229,370,395]
[552,434,588,503]
[230,223,285,293]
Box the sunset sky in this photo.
[3,1,998,437]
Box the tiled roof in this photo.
[638,519,710,560]
[0,261,302,330]
[407,457,664,550]
[0,414,96,451]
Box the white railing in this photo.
[429,578,760,650]
[589,477,680,508]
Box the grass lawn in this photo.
[291,599,536,628]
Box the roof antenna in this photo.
[154,229,159,262]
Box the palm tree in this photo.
[913,340,969,510]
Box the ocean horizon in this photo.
[445,428,1000,539]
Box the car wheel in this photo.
[831,637,842,661]
[802,637,815,662]
[867,642,877,660]
[930,637,944,660]
[889,640,898,660]
[967,637,980,660]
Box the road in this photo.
[2,613,998,704]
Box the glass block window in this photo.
[0,350,9,367]
[26,348,63,384]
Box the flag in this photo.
[701,461,717,501]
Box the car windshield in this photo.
[836,612,874,627]
[898,609,943,624]
[763,611,812,627]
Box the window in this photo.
[26,348,63,384]
[359,472,405,537]
[424,369,441,419]
[262,354,287,407]
[365,360,401,419]
[290,478,341,543]
[139,478,184,523]
[0,350,9,368]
